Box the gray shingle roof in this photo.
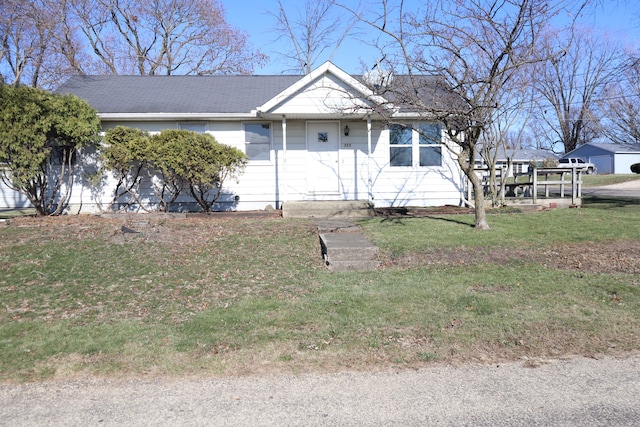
[475,146,557,161]
[55,70,461,116]
[55,75,303,114]
[585,142,640,154]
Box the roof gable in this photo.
[257,62,387,116]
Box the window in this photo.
[179,123,206,133]
[390,123,442,167]
[418,123,442,167]
[389,125,413,166]
[50,145,77,166]
[244,123,271,161]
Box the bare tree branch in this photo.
[531,27,623,153]
[270,0,358,74]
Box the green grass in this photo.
[359,207,640,254]
[0,208,36,219]
[581,173,640,187]
[1,207,639,382]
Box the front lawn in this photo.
[1,206,639,382]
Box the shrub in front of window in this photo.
[148,130,247,212]
[101,126,151,212]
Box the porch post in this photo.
[367,115,372,202]
[282,115,288,206]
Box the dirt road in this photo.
[2,354,640,426]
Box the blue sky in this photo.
[223,0,640,75]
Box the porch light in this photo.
[344,125,350,136]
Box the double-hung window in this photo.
[389,124,413,167]
[244,123,271,162]
[179,122,206,134]
[390,123,442,167]
[417,123,442,167]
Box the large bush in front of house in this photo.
[631,163,640,174]
[147,129,247,212]
[101,126,152,212]
[100,127,247,212]
[0,84,100,215]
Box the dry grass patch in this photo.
[390,240,640,275]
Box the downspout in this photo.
[282,115,287,207]
[367,115,372,202]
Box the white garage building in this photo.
[561,143,640,174]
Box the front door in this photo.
[306,122,340,195]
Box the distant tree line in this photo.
[0,0,267,89]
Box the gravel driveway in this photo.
[2,354,640,426]
[582,179,640,198]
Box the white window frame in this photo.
[243,122,273,163]
[389,122,443,168]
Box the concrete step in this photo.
[283,200,374,219]
[324,260,382,272]
[319,232,381,272]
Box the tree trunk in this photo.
[469,172,490,230]
[459,147,490,230]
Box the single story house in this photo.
[2,62,466,213]
[561,143,640,174]
[475,146,557,177]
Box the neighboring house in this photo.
[475,146,557,177]
[1,61,465,213]
[561,143,640,174]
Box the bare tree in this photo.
[479,70,536,207]
[270,0,357,74]
[66,0,266,76]
[1,0,267,87]
[531,27,622,153]
[0,0,67,88]
[599,54,640,145]
[342,0,586,229]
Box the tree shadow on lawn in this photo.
[374,206,475,227]
[582,196,640,209]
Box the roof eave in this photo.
[98,112,259,121]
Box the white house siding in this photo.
[614,153,640,174]
[268,74,370,116]
[267,120,463,208]
[369,126,463,207]
[0,118,465,213]
[0,179,33,210]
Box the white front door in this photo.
[306,122,340,195]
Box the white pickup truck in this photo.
[559,158,596,174]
